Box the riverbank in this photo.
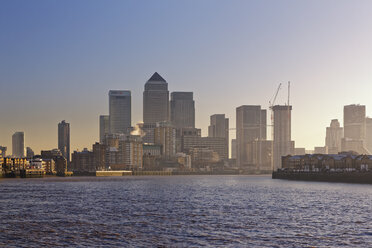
[272,171,372,184]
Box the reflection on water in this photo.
[0,176,371,247]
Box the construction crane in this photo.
[269,83,282,171]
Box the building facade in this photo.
[325,119,343,154]
[208,114,229,160]
[170,92,195,128]
[272,105,295,170]
[12,132,24,158]
[99,115,110,143]
[109,90,131,135]
[58,120,70,163]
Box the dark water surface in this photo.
[0,175,371,247]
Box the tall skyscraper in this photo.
[109,90,131,135]
[325,119,343,154]
[272,105,294,170]
[143,72,169,124]
[58,120,70,163]
[99,115,110,143]
[236,106,267,167]
[12,132,24,158]
[208,114,229,160]
[341,104,369,154]
[170,92,195,128]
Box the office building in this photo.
[170,92,195,128]
[231,139,237,159]
[58,120,70,162]
[109,90,131,134]
[365,117,372,154]
[272,105,295,170]
[26,147,34,159]
[325,119,343,154]
[12,132,24,158]
[154,122,176,159]
[182,136,228,161]
[236,106,267,167]
[208,114,229,160]
[99,115,110,143]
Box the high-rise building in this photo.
[0,146,7,157]
[109,90,131,135]
[208,114,229,160]
[325,119,343,154]
[272,105,295,170]
[58,120,70,163]
[236,106,267,167]
[231,139,237,159]
[170,92,195,128]
[12,132,24,158]
[154,122,176,159]
[99,115,110,143]
[143,72,169,124]
[366,117,372,154]
[182,136,228,161]
[342,104,368,154]
[26,147,34,159]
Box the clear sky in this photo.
[2,0,372,154]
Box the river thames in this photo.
[0,175,371,247]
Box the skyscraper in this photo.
[143,72,169,124]
[208,114,229,160]
[12,132,24,158]
[109,90,131,135]
[58,120,70,163]
[325,119,343,154]
[99,115,109,143]
[236,106,267,167]
[170,92,195,128]
[272,105,294,170]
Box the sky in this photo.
[2,0,372,155]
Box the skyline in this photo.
[2,0,372,154]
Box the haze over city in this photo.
[2,0,372,154]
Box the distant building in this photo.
[314,146,328,154]
[272,105,295,170]
[175,127,201,153]
[41,149,63,160]
[154,122,176,159]
[170,92,195,128]
[182,136,228,161]
[71,149,94,173]
[231,139,237,159]
[247,140,272,171]
[12,132,24,158]
[0,146,7,157]
[143,72,169,142]
[236,105,267,168]
[109,90,131,134]
[26,147,34,159]
[208,114,229,160]
[365,117,372,154]
[99,115,110,143]
[93,142,106,171]
[58,120,70,162]
[294,148,306,156]
[342,105,368,154]
[325,119,343,154]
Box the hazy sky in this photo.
[2,0,372,154]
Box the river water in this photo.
[0,175,371,247]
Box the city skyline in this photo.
[2,0,372,154]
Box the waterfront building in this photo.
[175,127,201,153]
[208,114,229,160]
[176,153,192,169]
[41,149,63,160]
[170,92,195,128]
[154,122,176,159]
[143,144,162,157]
[58,120,70,162]
[71,148,94,173]
[55,156,68,175]
[143,72,169,142]
[118,135,143,170]
[12,132,25,158]
[109,90,131,134]
[272,105,295,170]
[236,106,267,168]
[247,140,272,172]
[325,119,343,154]
[99,115,110,143]
[93,142,106,171]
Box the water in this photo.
[0,175,371,247]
